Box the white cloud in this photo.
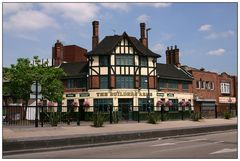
[199,24,212,31]
[135,3,172,8]
[207,48,225,56]
[205,30,235,39]
[151,43,166,54]
[40,3,100,24]
[3,3,33,15]
[3,10,58,32]
[101,3,130,12]
[137,14,150,23]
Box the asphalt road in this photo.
[4,130,237,159]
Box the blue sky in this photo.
[3,2,237,75]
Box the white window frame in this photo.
[220,83,230,94]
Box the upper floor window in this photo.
[141,76,148,89]
[140,56,148,67]
[116,76,134,88]
[100,76,108,89]
[201,80,205,89]
[196,80,200,89]
[67,78,86,89]
[168,80,178,90]
[116,55,133,65]
[99,56,109,66]
[220,83,230,94]
[182,82,189,91]
[206,81,214,90]
[158,79,168,89]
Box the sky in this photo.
[2,2,238,75]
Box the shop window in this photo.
[100,76,108,89]
[138,98,154,112]
[168,99,178,111]
[116,76,134,88]
[94,99,113,112]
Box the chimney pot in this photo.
[175,45,177,49]
[92,20,99,50]
[171,46,173,50]
[167,47,169,50]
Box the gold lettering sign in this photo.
[96,91,152,97]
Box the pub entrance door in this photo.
[118,99,133,121]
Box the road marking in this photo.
[152,141,224,153]
[210,148,237,155]
[152,138,207,147]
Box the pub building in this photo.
[55,21,194,120]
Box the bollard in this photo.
[161,106,163,121]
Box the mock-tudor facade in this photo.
[51,20,237,119]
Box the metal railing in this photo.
[2,104,236,127]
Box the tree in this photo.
[5,56,66,110]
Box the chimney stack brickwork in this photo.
[52,40,64,66]
[139,23,147,47]
[92,21,99,50]
[165,45,180,66]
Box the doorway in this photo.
[118,98,133,121]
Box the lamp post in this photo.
[146,28,151,48]
[145,79,151,115]
[31,81,41,128]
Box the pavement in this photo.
[3,117,238,155]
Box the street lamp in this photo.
[145,78,151,114]
[146,28,151,48]
[31,81,42,128]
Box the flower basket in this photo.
[37,101,43,107]
[48,101,55,107]
[165,100,173,107]
[179,101,186,107]
[156,100,165,107]
[83,100,90,109]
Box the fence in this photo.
[2,104,235,127]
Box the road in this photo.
[4,130,237,159]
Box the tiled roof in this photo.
[59,62,88,78]
[157,63,193,81]
[88,32,161,58]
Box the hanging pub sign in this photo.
[66,94,76,97]
[79,93,90,97]
[167,93,174,97]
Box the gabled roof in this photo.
[59,62,88,78]
[157,63,193,81]
[88,32,161,58]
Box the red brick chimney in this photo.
[92,21,99,50]
[52,40,63,66]
[166,45,180,66]
[139,23,147,47]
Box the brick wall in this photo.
[63,45,87,63]
[190,70,219,100]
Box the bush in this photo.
[48,112,60,126]
[224,111,231,119]
[92,112,105,127]
[147,112,160,124]
[191,112,200,121]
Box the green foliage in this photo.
[223,111,231,119]
[147,112,160,124]
[5,56,66,104]
[191,112,201,121]
[46,111,60,126]
[92,112,105,127]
